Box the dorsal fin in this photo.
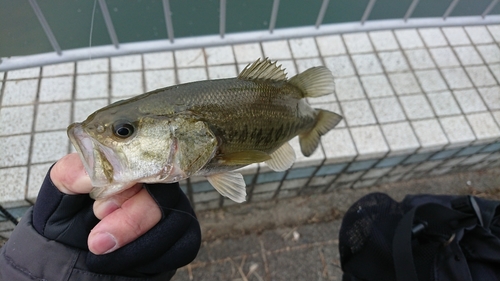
[238,58,288,81]
[289,66,334,98]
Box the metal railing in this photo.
[1,0,500,71]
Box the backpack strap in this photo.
[392,202,478,281]
[393,206,419,281]
[453,196,500,229]
[451,196,484,226]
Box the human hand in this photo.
[32,153,201,275]
[48,153,164,255]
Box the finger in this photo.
[93,184,142,220]
[85,185,199,275]
[50,153,92,195]
[88,187,161,255]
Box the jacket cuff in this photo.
[0,207,79,280]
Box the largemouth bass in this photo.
[68,58,342,203]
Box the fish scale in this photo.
[68,58,342,203]
[135,79,314,154]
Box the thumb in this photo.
[50,153,93,195]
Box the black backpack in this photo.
[339,192,500,281]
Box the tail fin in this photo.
[299,110,342,156]
[289,66,334,98]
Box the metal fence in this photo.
[1,0,500,71]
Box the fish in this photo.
[67,58,342,203]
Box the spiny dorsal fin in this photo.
[207,171,247,203]
[238,58,288,81]
[265,142,296,171]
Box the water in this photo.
[1,0,499,57]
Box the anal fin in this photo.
[265,142,296,171]
[207,172,247,203]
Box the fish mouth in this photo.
[68,123,97,178]
[67,123,120,187]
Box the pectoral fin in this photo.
[220,150,271,166]
[171,118,217,176]
[207,172,247,203]
[265,142,296,171]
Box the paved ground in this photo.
[172,221,342,281]
[0,166,498,280]
[171,166,500,281]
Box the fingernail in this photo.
[92,232,117,254]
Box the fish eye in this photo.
[113,122,135,138]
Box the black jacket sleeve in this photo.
[0,166,201,281]
[0,208,175,281]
